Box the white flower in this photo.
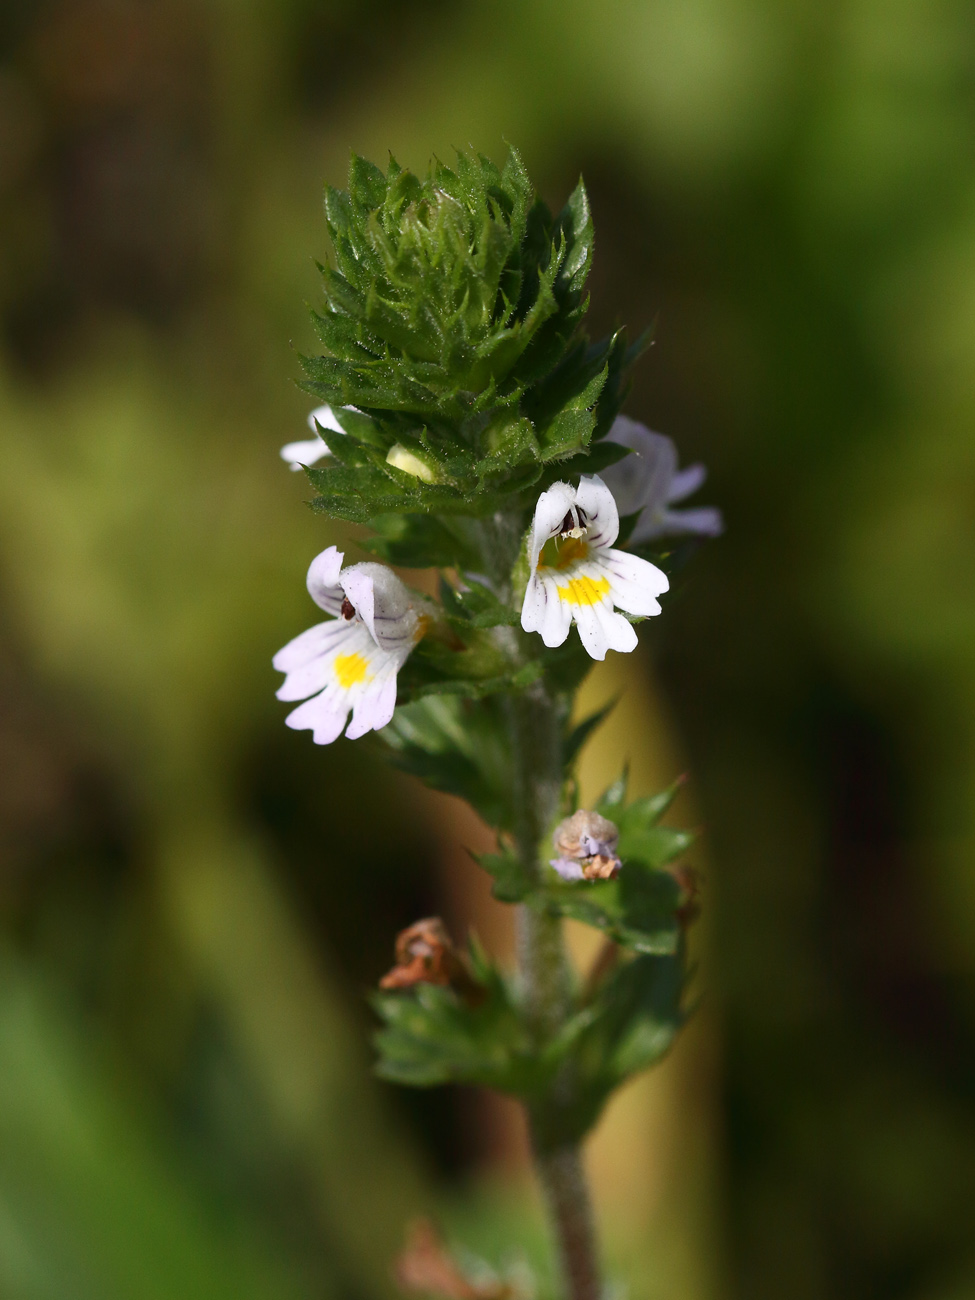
[273,547,426,744]
[520,475,669,660]
[600,415,723,542]
[279,405,345,471]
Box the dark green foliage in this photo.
[373,949,542,1093]
[531,951,685,1149]
[360,514,483,570]
[438,576,521,630]
[309,149,588,419]
[396,637,542,706]
[297,148,641,538]
[373,937,686,1145]
[304,145,696,1149]
[374,773,692,1135]
[541,865,683,956]
[380,695,516,829]
[476,846,534,903]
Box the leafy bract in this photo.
[298,149,642,528]
[372,939,686,1139]
[542,773,692,954]
[380,694,515,830]
[532,951,686,1147]
[373,957,541,1093]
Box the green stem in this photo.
[534,1146,602,1300]
[505,676,603,1300]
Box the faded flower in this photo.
[380,918,485,1005]
[600,415,723,542]
[551,809,622,882]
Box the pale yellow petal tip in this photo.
[386,444,437,483]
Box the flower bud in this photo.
[550,809,622,882]
[386,443,438,482]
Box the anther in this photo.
[558,507,589,540]
[340,596,356,620]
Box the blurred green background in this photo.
[2,0,975,1297]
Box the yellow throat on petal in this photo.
[556,575,611,606]
[538,537,589,571]
[334,652,371,689]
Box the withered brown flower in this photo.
[395,1218,513,1300]
[380,918,485,1006]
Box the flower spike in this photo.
[520,475,669,660]
[273,546,426,743]
[600,415,723,541]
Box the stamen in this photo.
[340,596,356,620]
[558,507,589,540]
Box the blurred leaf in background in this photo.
[1,0,975,1298]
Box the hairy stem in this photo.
[534,1146,602,1300]
[505,677,603,1300]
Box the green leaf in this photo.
[475,415,539,476]
[557,952,685,1142]
[349,152,388,212]
[475,846,533,903]
[534,437,630,491]
[362,514,482,570]
[299,152,660,512]
[538,775,692,953]
[305,462,414,522]
[590,327,642,441]
[373,966,541,1094]
[395,619,540,705]
[616,782,693,867]
[528,949,686,1149]
[535,367,606,462]
[397,628,515,699]
[396,668,540,704]
[563,697,618,769]
[381,695,514,829]
[439,577,520,629]
[541,862,681,955]
[302,149,608,475]
[596,765,629,818]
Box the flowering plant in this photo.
[273,149,720,1300]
